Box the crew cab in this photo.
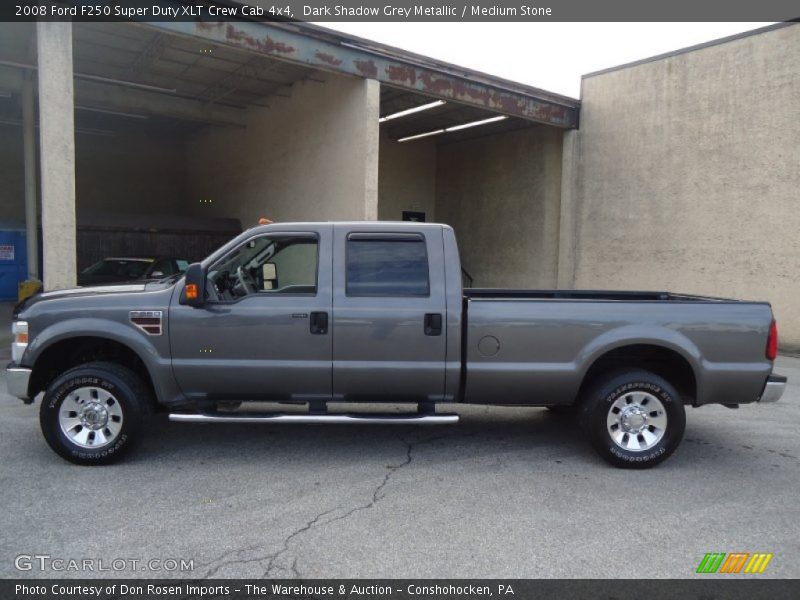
[6,222,786,467]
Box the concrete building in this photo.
[560,22,800,351]
[0,17,576,292]
[0,16,797,348]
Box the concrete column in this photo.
[36,22,76,290]
[21,71,39,280]
[361,78,380,220]
[557,129,579,289]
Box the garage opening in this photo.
[0,18,577,292]
[377,86,566,289]
[0,20,379,286]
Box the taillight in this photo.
[766,320,778,361]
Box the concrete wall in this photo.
[378,130,436,221]
[435,126,564,288]
[0,126,190,223]
[76,133,190,219]
[0,124,25,223]
[187,72,380,225]
[564,23,800,349]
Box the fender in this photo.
[574,324,704,399]
[25,317,180,405]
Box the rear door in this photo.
[332,225,447,402]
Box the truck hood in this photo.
[14,283,152,318]
[39,284,147,299]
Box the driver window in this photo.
[208,235,318,301]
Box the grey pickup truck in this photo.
[6,222,786,468]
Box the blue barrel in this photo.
[0,227,28,300]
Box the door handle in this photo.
[424,313,443,336]
[310,311,328,335]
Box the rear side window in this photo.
[346,236,430,297]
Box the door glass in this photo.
[207,235,318,301]
[152,259,176,276]
[346,238,429,297]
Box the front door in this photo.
[169,226,333,403]
[331,225,447,402]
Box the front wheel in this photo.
[40,362,151,465]
[579,369,685,469]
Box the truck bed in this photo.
[464,289,741,302]
[462,290,773,407]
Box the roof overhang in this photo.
[142,18,579,129]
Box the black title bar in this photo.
[2,0,800,22]
[5,579,800,600]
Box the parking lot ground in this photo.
[0,356,797,579]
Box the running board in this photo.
[169,413,459,425]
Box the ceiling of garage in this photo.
[379,86,540,143]
[73,23,318,110]
[0,20,562,141]
[0,21,320,136]
[70,22,318,134]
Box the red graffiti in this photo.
[315,51,342,66]
[225,25,295,55]
[386,65,416,86]
[354,59,378,78]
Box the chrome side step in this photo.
[169,413,459,425]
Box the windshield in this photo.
[83,259,153,279]
[215,238,276,274]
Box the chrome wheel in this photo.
[58,386,124,449]
[606,390,667,452]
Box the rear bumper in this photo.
[759,374,786,403]
[5,363,31,400]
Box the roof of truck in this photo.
[248,221,448,231]
[235,221,450,239]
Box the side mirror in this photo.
[262,263,277,280]
[180,262,206,307]
[262,262,277,290]
[151,271,164,278]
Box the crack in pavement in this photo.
[200,432,459,578]
[275,431,470,576]
[201,544,279,579]
[261,506,341,578]
[261,435,422,578]
[197,507,339,578]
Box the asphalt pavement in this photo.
[0,357,797,579]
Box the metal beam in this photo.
[196,55,284,105]
[73,79,246,126]
[0,65,245,126]
[126,32,169,79]
[141,21,578,128]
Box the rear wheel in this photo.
[40,362,151,465]
[579,369,685,469]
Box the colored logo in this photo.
[696,552,773,574]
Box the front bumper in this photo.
[759,374,787,403]
[6,363,31,400]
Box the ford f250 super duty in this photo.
[6,222,786,468]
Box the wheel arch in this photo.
[577,338,700,407]
[28,335,159,409]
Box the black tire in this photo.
[40,361,151,465]
[546,405,577,416]
[578,369,685,469]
